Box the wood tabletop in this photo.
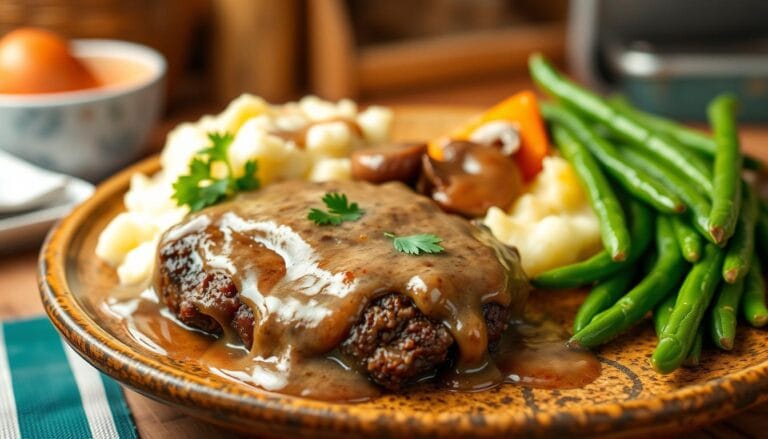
[2,89,768,437]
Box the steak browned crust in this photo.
[340,293,454,390]
[157,230,248,338]
[340,294,509,390]
[156,231,510,390]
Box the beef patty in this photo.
[155,180,528,391]
[158,231,509,389]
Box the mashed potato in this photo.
[96,95,393,285]
[97,94,600,286]
[483,156,602,277]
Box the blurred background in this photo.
[2,0,766,119]
[0,0,565,107]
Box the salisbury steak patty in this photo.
[158,230,255,345]
[341,294,509,390]
[155,180,528,392]
[157,230,509,389]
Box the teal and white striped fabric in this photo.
[0,317,137,439]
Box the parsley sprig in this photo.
[384,232,444,255]
[172,132,260,212]
[308,192,365,225]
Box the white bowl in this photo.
[0,39,166,181]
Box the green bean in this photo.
[541,103,684,213]
[571,216,686,348]
[654,294,703,367]
[741,256,768,327]
[723,181,758,283]
[684,328,704,367]
[641,249,658,274]
[620,146,712,240]
[653,294,676,336]
[528,54,713,193]
[707,94,743,245]
[709,276,746,350]
[573,266,637,333]
[670,216,703,262]
[652,244,724,374]
[550,124,630,261]
[533,198,653,289]
[608,95,713,155]
[608,95,762,171]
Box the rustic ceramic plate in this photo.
[39,107,768,438]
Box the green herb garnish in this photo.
[172,132,260,212]
[384,232,444,255]
[308,192,365,225]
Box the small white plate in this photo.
[0,178,94,252]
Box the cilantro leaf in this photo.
[236,160,260,191]
[308,208,343,225]
[384,232,444,255]
[200,132,234,164]
[172,131,260,212]
[308,192,365,225]
[323,192,364,222]
[193,178,230,211]
[172,158,217,211]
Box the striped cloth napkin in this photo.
[0,317,137,439]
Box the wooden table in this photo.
[2,84,768,437]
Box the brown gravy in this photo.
[107,180,600,402]
[270,118,364,147]
[104,291,599,401]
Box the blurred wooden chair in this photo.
[308,0,566,100]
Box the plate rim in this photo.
[38,121,768,438]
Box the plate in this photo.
[1,177,93,252]
[39,107,768,438]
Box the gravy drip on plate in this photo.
[436,314,600,391]
[107,293,600,400]
[108,180,599,401]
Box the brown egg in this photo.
[0,27,99,94]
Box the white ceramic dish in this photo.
[0,39,166,181]
[0,177,93,252]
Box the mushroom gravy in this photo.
[105,180,599,401]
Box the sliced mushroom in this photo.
[351,142,427,183]
[468,120,521,156]
[420,141,522,218]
